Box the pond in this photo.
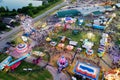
[0,0,42,11]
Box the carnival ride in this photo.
[0,54,30,71]
[57,56,68,73]
[98,33,108,57]
[104,69,120,80]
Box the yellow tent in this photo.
[46,37,51,42]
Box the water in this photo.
[0,0,42,11]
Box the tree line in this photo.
[0,0,60,31]
[0,0,60,17]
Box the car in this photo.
[6,42,11,45]
[6,42,15,47]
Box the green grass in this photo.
[13,36,24,45]
[0,53,8,62]
[33,0,63,18]
[56,29,101,53]
[0,54,53,80]
[71,0,76,3]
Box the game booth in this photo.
[73,61,100,80]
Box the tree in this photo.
[12,9,16,12]
[0,7,6,12]
[17,8,22,13]
[0,22,9,31]
[6,6,9,12]
[27,10,33,17]
[28,3,33,7]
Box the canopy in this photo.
[65,17,74,23]
[32,51,45,57]
[21,36,28,42]
[46,37,51,42]
[58,43,65,48]
[66,45,74,51]
[86,49,94,55]
[55,23,61,27]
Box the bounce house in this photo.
[73,61,100,80]
[57,56,68,73]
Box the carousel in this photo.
[11,43,30,58]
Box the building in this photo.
[57,6,114,17]
[56,9,80,17]
[115,3,120,8]
[2,18,15,24]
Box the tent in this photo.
[46,37,51,42]
[64,17,74,23]
[93,24,105,30]
[66,45,74,51]
[72,30,79,35]
[58,43,65,49]
[78,18,84,26]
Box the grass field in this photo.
[0,54,53,80]
[52,29,101,54]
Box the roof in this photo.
[2,18,15,24]
[92,11,103,16]
[56,9,79,17]
[116,3,120,7]
[69,41,78,46]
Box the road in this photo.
[33,2,67,23]
[0,1,67,49]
